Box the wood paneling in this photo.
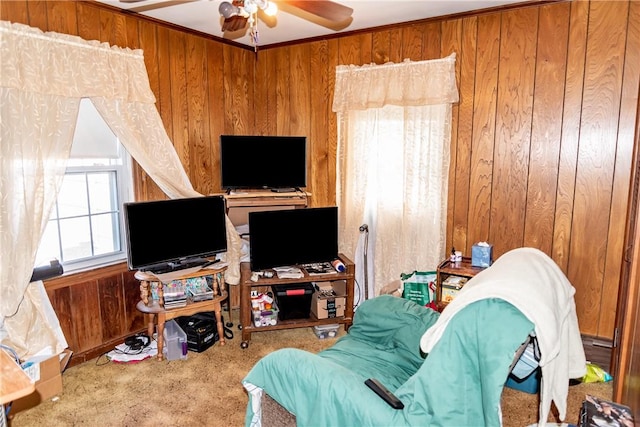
[444,17,469,253]
[46,286,75,350]
[468,13,500,250]
[274,47,291,134]
[491,7,538,254]
[98,274,125,342]
[0,0,28,23]
[2,0,638,347]
[123,271,145,331]
[523,3,569,254]
[308,40,331,206]
[605,0,640,341]
[169,29,190,174]
[186,35,212,194]
[206,39,225,192]
[612,79,640,418]
[46,1,77,35]
[69,279,102,353]
[569,0,629,335]
[43,264,145,367]
[553,0,588,272]
[26,1,47,31]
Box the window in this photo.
[35,99,133,273]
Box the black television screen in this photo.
[249,207,338,271]
[123,196,227,272]
[220,135,307,191]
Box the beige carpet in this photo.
[8,310,612,427]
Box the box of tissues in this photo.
[471,242,493,267]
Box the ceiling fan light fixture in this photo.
[263,1,278,17]
[219,1,240,19]
[243,0,258,15]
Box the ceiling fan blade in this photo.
[281,0,353,23]
[222,15,249,32]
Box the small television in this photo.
[123,195,227,272]
[220,135,307,191]
[249,207,338,271]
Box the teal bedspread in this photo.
[243,295,533,427]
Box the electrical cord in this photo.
[95,352,111,366]
[353,277,362,309]
[223,324,234,340]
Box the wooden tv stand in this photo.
[135,264,228,360]
[238,253,355,348]
[221,189,311,227]
[219,189,312,310]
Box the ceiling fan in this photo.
[118,0,354,43]
[218,1,353,32]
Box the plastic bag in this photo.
[581,362,612,383]
[401,271,437,310]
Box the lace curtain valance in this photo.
[0,21,155,102]
[332,53,459,112]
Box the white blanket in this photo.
[420,247,586,426]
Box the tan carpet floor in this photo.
[8,309,612,427]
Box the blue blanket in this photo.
[243,295,533,426]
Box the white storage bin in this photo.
[313,324,340,339]
[163,319,187,361]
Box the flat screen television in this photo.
[220,135,307,191]
[123,195,227,272]
[249,207,338,271]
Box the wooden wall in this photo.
[43,263,143,365]
[2,0,638,344]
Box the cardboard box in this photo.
[9,349,72,414]
[311,280,347,319]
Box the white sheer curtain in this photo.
[332,54,458,300]
[0,21,241,358]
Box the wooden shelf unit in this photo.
[220,190,311,310]
[436,257,487,309]
[239,253,355,348]
[221,190,311,227]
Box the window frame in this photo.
[38,148,134,274]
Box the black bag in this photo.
[175,312,234,353]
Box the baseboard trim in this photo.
[581,334,613,374]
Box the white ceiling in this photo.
[96,0,532,48]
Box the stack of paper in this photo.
[273,266,304,279]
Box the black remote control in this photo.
[365,378,404,409]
